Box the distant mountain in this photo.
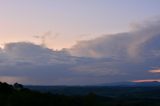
[100,81,160,87]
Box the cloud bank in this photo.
[68,19,160,83]
[1,19,160,85]
[69,19,160,60]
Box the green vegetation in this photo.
[1,82,160,106]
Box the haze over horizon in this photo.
[0,0,160,85]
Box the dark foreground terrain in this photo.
[1,82,160,106]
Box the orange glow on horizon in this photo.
[149,69,160,73]
[132,79,160,83]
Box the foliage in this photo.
[0,82,160,106]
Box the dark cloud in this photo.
[0,42,79,85]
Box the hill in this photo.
[1,82,160,106]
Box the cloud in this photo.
[133,79,160,83]
[69,19,160,60]
[1,19,160,85]
[69,33,132,58]
[2,42,75,65]
[0,42,80,85]
[0,42,114,85]
[67,19,160,83]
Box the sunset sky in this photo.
[0,0,160,85]
[0,0,160,49]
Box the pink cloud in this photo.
[132,79,160,83]
[149,69,160,73]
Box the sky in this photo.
[0,0,160,49]
[0,0,160,85]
